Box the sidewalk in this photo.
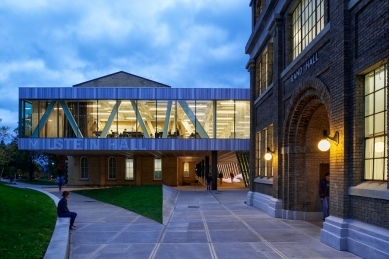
[53,185,358,259]
[3,180,361,258]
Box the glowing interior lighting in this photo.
[90,112,112,115]
[119,110,135,113]
[188,105,208,108]
[149,108,167,111]
[375,142,385,152]
[217,110,236,114]
[238,121,250,124]
[87,105,101,107]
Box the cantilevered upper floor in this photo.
[18,78,250,154]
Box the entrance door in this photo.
[319,163,329,181]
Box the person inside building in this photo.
[230,172,234,183]
[218,170,223,185]
[57,191,78,230]
[319,173,330,220]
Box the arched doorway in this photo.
[282,78,331,220]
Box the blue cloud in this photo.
[0,1,250,129]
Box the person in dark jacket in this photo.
[57,191,77,230]
[206,173,212,190]
[218,171,223,185]
[319,173,330,220]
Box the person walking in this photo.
[218,171,223,185]
[230,172,234,183]
[57,191,78,230]
[206,173,212,190]
[319,173,330,220]
[57,176,63,191]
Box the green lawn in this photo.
[73,185,163,223]
[0,182,57,259]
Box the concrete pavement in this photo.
[3,180,361,258]
[53,185,359,259]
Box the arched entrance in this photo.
[282,78,331,220]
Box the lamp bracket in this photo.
[267,147,275,153]
[323,130,339,145]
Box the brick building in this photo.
[18,71,250,188]
[245,0,389,257]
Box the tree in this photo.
[0,119,13,179]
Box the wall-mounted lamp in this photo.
[264,147,275,160]
[318,130,339,151]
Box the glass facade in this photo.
[19,99,250,139]
[364,65,387,181]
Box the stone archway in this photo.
[282,78,331,220]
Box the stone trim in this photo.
[254,177,273,185]
[321,216,389,258]
[349,181,389,201]
[246,191,322,221]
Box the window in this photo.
[292,0,324,59]
[108,157,116,179]
[255,44,273,98]
[125,158,134,180]
[255,125,273,178]
[184,162,189,177]
[80,157,88,179]
[154,158,162,180]
[364,65,387,181]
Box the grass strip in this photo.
[0,182,57,259]
[73,185,163,223]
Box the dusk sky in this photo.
[0,0,251,130]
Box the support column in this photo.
[211,151,218,190]
[201,160,205,181]
[205,156,210,188]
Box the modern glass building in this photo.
[18,72,250,187]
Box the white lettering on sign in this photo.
[290,52,319,83]
[27,139,145,150]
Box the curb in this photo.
[25,188,70,259]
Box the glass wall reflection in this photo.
[20,99,250,139]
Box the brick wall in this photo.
[68,155,179,187]
[250,0,389,225]
[351,196,389,230]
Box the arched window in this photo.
[184,162,189,177]
[108,157,116,179]
[80,157,88,179]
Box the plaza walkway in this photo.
[51,185,358,259]
[3,180,361,258]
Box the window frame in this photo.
[80,156,89,180]
[154,158,162,180]
[292,0,325,59]
[108,157,117,180]
[364,65,388,181]
[125,158,134,180]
